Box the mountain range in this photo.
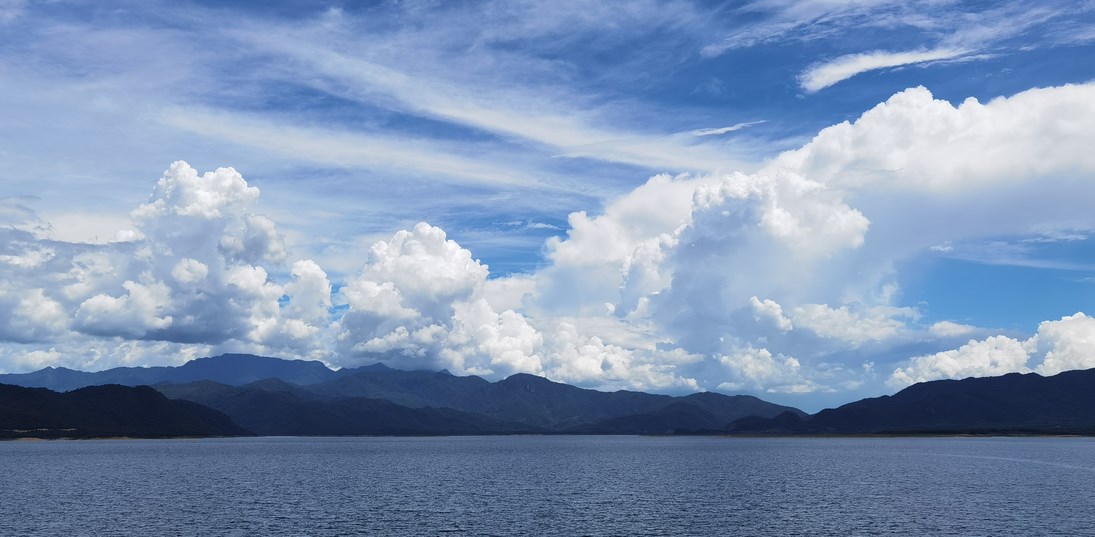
[0,383,249,439]
[0,353,346,392]
[728,369,1095,435]
[0,354,802,438]
[4,354,1095,439]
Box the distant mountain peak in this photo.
[502,372,551,383]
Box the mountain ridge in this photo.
[728,368,1095,435]
[0,383,250,439]
[10,353,1093,438]
[144,356,803,433]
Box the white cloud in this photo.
[1,162,332,359]
[689,121,767,137]
[0,287,68,343]
[541,320,700,391]
[624,168,871,354]
[545,173,707,268]
[133,161,259,220]
[335,222,544,377]
[929,320,977,338]
[778,84,1095,193]
[171,258,209,284]
[442,299,543,377]
[0,246,54,269]
[481,274,538,313]
[718,346,817,394]
[542,321,632,384]
[889,335,1031,388]
[799,48,967,93]
[74,280,175,338]
[283,260,332,326]
[890,312,1095,387]
[330,222,695,389]
[750,296,792,332]
[1032,312,1095,376]
[535,173,712,316]
[791,303,916,345]
[349,222,488,321]
[7,349,60,371]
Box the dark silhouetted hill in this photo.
[0,383,250,439]
[729,369,1095,435]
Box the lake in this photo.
[2,436,1093,536]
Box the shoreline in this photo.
[4,432,1094,442]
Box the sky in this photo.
[1,0,1094,411]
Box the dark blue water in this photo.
[2,436,1093,536]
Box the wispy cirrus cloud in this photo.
[689,121,767,137]
[160,107,549,191]
[799,48,968,93]
[701,0,924,57]
[703,0,1094,92]
[228,21,752,173]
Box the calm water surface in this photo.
[2,436,1093,536]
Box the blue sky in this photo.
[2,0,1094,410]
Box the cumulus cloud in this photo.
[88,162,294,345]
[535,172,712,316]
[777,84,1095,195]
[623,168,871,355]
[171,258,209,285]
[514,82,1095,394]
[540,320,700,391]
[889,312,1095,387]
[718,347,816,394]
[1031,313,1095,375]
[0,161,332,366]
[442,299,543,377]
[541,321,632,383]
[133,161,259,221]
[335,222,543,377]
[790,303,916,345]
[75,280,175,338]
[750,296,792,332]
[889,335,1032,388]
[0,286,68,343]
